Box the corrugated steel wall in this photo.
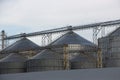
[0,53,27,74]
[26,44,96,72]
[26,59,65,72]
[0,62,26,74]
[99,35,120,67]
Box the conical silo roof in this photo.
[32,31,96,59]
[31,49,63,59]
[107,27,120,36]
[2,37,40,52]
[0,53,27,62]
[51,31,95,46]
[0,53,27,74]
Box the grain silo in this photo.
[27,49,64,72]
[71,53,96,69]
[27,31,96,72]
[54,31,96,69]
[1,37,40,57]
[0,53,27,74]
[98,27,120,67]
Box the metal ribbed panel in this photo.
[0,68,25,74]
[0,62,25,74]
[111,41,120,47]
[0,53,27,74]
[71,53,96,69]
[71,62,96,69]
[105,58,120,67]
[0,62,25,68]
[26,49,66,72]
[111,53,120,58]
[99,27,120,67]
[2,37,40,52]
[111,48,120,53]
[27,59,64,72]
[51,31,96,46]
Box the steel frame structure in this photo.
[3,19,120,40]
[42,33,52,46]
[0,19,119,49]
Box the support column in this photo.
[63,45,69,70]
[93,26,105,45]
[93,27,99,45]
[47,34,52,44]
[97,48,103,68]
[42,34,46,46]
[42,34,52,46]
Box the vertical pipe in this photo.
[1,30,5,49]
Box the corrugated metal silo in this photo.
[27,31,96,72]
[99,27,120,67]
[0,53,27,74]
[59,31,96,69]
[71,53,96,69]
[27,49,64,72]
[52,31,96,69]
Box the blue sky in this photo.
[0,0,120,44]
